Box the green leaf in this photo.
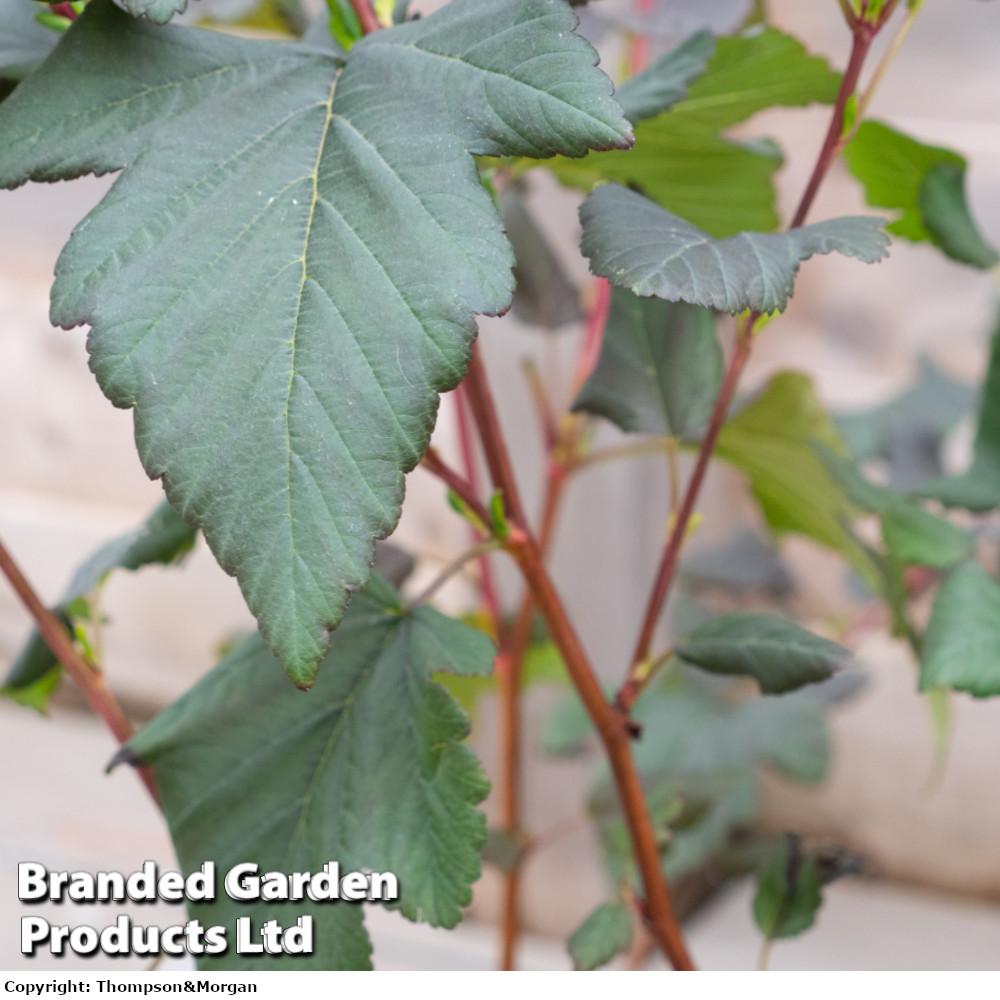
[919,161,1000,269]
[123,575,495,969]
[880,506,974,570]
[0,0,59,80]
[551,116,785,236]
[436,636,566,723]
[580,185,889,315]
[681,530,793,597]
[845,121,997,268]
[567,901,633,971]
[753,836,823,941]
[614,30,715,124]
[0,0,631,687]
[548,27,840,235]
[921,314,1000,512]
[3,501,196,709]
[818,445,974,570]
[920,561,1000,698]
[714,373,876,582]
[326,0,362,51]
[499,181,582,329]
[835,355,974,492]
[676,614,851,695]
[572,288,722,437]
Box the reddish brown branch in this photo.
[422,446,493,530]
[624,334,752,692]
[0,537,159,805]
[463,343,694,970]
[790,28,875,228]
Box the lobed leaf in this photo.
[676,614,851,695]
[713,373,878,585]
[123,574,496,969]
[920,561,1000,698]
[0,0,631,687]
[844,121,997,269]
[572,288,722,437]
[580,184,888,315]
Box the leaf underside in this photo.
[124,575,496,969]
[572,287,722,438]
[0,0,631,686]
[580,184,889,315]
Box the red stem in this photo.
[791,27,875,228]
[422,446,493,529]
[0,537,159,804]
[624,335,752,693]
[346,0,381,35]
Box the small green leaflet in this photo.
[3,501,196,711]
[580,185,889,315]
[0,0,631,687]
[676,614,851,695]
[920,561,1000,698]
[567,901,633,970]
[121,574,495,970]
[549,27,840,235]
[572,288,722,438]
[921,313,1000,512]
[844,121,998,269]
[753,835,823,942]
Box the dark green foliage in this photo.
[580,185,889,314]
[567,901,633,970]
[676,614,851,695]
[549,27,840,234]
[0,0,630,686]
[573,289,722,437]
[123,575,495,969]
